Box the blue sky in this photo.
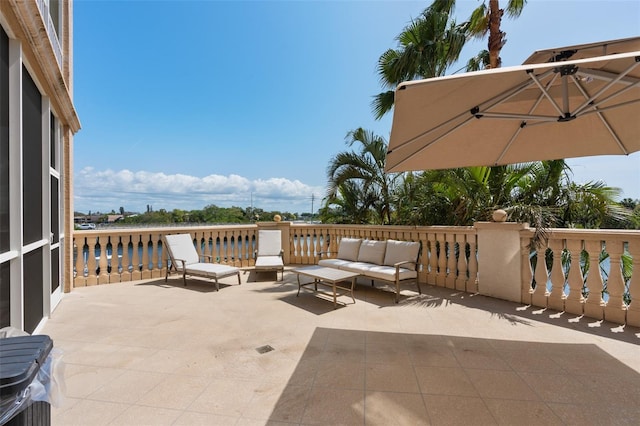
[73,0,640,214]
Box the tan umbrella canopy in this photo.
[523,36,640,64]
[386,44,640,173]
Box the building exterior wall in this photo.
[0,0,80,333]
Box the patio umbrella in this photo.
[385,47,640,172]
[523,36,640,65]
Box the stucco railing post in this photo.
[475,221,530,303]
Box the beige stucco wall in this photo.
[475,221,530,303]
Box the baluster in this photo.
[85,235,98,285]
[468,234,478,293]
[564,239,585,316]
[245,233,251,266]
[150,234,161,278]
[531,242,549,308]
[427,234,437,285]
[314,230,322,263]
[158,235,167,279]
[520,236,533,305]
[329,230,338,256]
[455,234,469,292]
[141,235,151,279]
[234,232,241,267]
[214,231,222,262]
[290,231,299,264]
[436,234,447,287]
[131,237,141,281]
[603,239,626,324]
[94,237,109,284]
[302,232,309,264]
[105,238,115,283]
[226,232,233,263]
[445,233,457,289]
[234,233,242,266]
[626,238,640,327]
[548,238,566,312]
[251,231,258,266]
[121,238,132,282]
[73,238,85,287]
[418,233,429,286]
[583,239,605,320]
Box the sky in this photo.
[72,0,640,215]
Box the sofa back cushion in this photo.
[357,240,387,265]
[336,238,362,261]
[383,240,420,267]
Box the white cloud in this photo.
[74,167,326,214]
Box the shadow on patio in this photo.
[43,273,640,425]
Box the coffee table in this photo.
[293,266,359,309]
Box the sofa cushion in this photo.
[357,240,387,265]
[318,258,353,269]
[383,240,420,267]
[366,265,418,282]
[336,238,362,261]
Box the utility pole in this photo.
[311,194,315,222]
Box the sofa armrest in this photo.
[394,260,418,272]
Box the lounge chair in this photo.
[163,233,240,290]
[253,230,284,281]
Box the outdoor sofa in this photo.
[318,238,421,303]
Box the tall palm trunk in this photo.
[487,0,504,68]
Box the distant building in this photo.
[0,1,81,333]
[107,214,124,223]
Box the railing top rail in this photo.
[520,228,640,240]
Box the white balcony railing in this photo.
[36,0,63,68]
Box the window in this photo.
[22,67,43,245]
[0,27,8,254]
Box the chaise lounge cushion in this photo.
[336,238,362,261]
[383,239,420,266]
[255,255,284,269]
[357,240,387,265]
[185,263,241,279]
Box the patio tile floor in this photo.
[40,268,640,425]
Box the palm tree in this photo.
[325,128,396,224]
[319,181,376,225]
[372,1,466,119]
[462,0,527,69]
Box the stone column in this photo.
[475,221,531,303]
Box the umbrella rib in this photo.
[388,114,477,170]
[527,72,565,117]
[478,112,558,122]
[479,68,555,113]
[577,68,640,86]
[583,79,640,112]
[495,74,559,165]
[570,74,631,154]
[573,59,640,116]
[495,125,523,166]
[389,73,545,155]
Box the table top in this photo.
[293,265,359,282]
